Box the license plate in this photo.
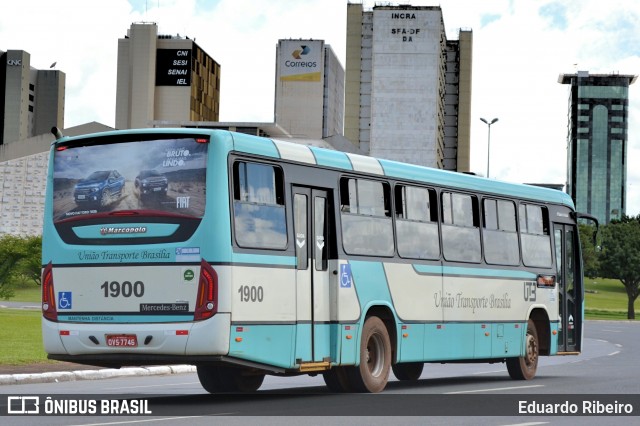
[77,195,86,200]
[106,334,138,347]
[153,187,161,191]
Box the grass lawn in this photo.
[3,285,41,302]
[0,309,50,365]
[584,278,634,320]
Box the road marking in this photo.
[445,384,544,394]
[608,351,620,356]
[500,423,549,426]
[472,369,506,375]
[104,382,200,390]
[70,414,237,426]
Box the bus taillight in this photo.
[194,260,218,321]
[42,262,57,322]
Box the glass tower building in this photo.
[559,71,637,224]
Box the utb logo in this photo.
[291,45,310,59]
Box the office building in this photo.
[116,22,221,129]
[345,4,472,171]
[559,71,637,224]
[275,39,344,139]
[1,49,65,145]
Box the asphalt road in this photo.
[1,320,638,425]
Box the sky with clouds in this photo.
[3,0,640,215]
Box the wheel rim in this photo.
[524,332,538,369]
[366,333,385,377]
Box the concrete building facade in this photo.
[116,22,220,129]
[559,71,636,224]
[0,122,112,236]
[344,4,472,171]
[1,50,65,146]
[275,39,344,139]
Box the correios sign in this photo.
[279,40,322,82]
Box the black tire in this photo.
[197,365,265,393]
[323,367,353,392]
[100,189,111,207]
[392,362,424,381]
[347,316,391,393]
[507,319,539,380]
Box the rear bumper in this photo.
[43,313,231,359]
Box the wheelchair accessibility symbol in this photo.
[340,264,352,288]
[58,292,72,310]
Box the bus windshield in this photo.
[52,137,207,221]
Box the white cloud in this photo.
[3,0,639,215]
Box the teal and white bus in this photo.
[42,128,596,393]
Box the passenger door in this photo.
[554,223,581,353]
[292,186,332,363]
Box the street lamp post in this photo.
[480,117,499,178]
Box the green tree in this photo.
[599,215,640,319]
[578,223,599,278]
[13,235,43,286]
[0,235,42,299]
[0,235,29,299]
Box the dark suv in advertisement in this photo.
[135,170,169,197]
[73,170,125,208]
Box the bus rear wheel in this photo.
[197,365,265,393]
[347,316,391,393]
[507,319,539,380]
[392,362,424,381]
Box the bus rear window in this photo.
[52,137,207,222]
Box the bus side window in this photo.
[482,198,519,265]
[232,161,287,250]
[395,185,440,260]
[340,177,394,256]
[519,203,552,268]
[441,192,481,263]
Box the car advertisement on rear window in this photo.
[52,137,207,221]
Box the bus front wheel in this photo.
[197,365,265,393]
[506,319,539,380]
[347,316,391,393]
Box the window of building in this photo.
[483,199,519,265]
[232,161,286,249]
[340,177,393,256]
[395,185,439,259]
[519,203,552,268]
[441,192,480,263]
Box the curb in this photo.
[0,365,196,386]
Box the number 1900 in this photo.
[238,285,264,302]
[101,280,145,298]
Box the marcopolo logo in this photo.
[100,226,148,235]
